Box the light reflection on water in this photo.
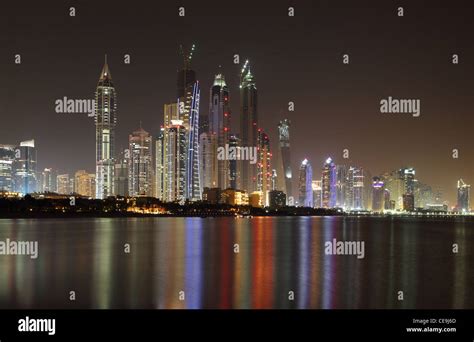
[0,216,472,309]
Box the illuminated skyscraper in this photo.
[13,140,37,195]
[277,119,292,202]
[346,166,366,210]
[228,134,239,189]
[164,120,187,203]
[155,128,165,200]
[95,56,117,199]
[298,159,313,207]
[383,170,404,210]
[114,149,129,197]
[209,73,231,190]
[39,168,57,193]
[371,177,385,212]
[457,179,470,212]
[239,60,258,193]
[400,167,416,195]
[128,127,154,197]
[56,174,70,195]
[177,45,201,201]
[0,145,15,192]
[257,129,271,206]
[336,164,348,208]
[322,157,336,208]
[199,132,218,189]
[312,180,322,208]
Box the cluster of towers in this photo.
[93,46,294,206]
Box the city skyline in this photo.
[2,1,474,205]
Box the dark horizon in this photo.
[2,0,474,204]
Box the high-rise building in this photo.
[257,129,271,206]
[371,177,385,212]
[239,60,258,193]
[400,167,416,195]
[346,166,366,210]
[414,181,433,209]
[39,168,57,193]
[0,145,15,192]
[383,171,404,210]
[336,164,348,208]
[177,44,197,129]
[56,174,70,195]
[298,159,313,207]
[177,45,201,201]
[312,180,322,208]
[277,119,292,202]
[185,82,201,201]
[164,120,187,202]
[75,170,96,198]
[199,132,218,189]
[457,179,470,212]
[322,157,336,208]
[114,149,129,197]
[155,128,165,200]
[228,134,239,189]
[128,127,154,197]
[95,56,117,199]
[209,73,231,190]
[13,140,37,195]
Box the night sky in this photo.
[2,0,473,204]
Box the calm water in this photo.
[0,216,472,309]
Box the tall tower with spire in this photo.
[177,44,201,201]
[239,60,258,193]
[210,72,231,190]
[95,55,117,199]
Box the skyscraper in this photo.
[239,60,258,193]
[336,164,348,208]
[0,145,15,192]
[371,177,385,212]
[164,120,187,203]
[209,73,231,190]
[322,157,336,208]
[155,128,165,200]
[128,127,154,197]
[277,119,292,202]
[298,159,313,207]
[39,168,57,193]
[346,166,366,210]
[13,140,37,195]
[199,132,218,189]
[457,179,470,212]
[177,45,201,201]
[257,129,271,206]
[56,174,70,195]
[95,56,117,199]
[312,179,322,208]
[228,134,239,190]
[114,149,129,197]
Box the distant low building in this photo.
[221,189,249,206]
[202,187,221,204]
[269,190,286,208]
[249,191,264,208]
